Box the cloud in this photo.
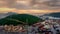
[0,0,60,9]
[13,0,60,9]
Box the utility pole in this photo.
[26,19,28,34]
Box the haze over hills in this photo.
[39,12,60,19]
[0,12,16,19]
[43,12,60,17]
[0,12,60,20]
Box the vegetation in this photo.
[0,14,44,26]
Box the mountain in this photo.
[45,12,60,18]
[0,13,44,26]
[0,12,16,19]
[40,12,60,19]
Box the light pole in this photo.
[26,19,28,34]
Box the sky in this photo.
[0,0,60,14]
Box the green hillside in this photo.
[0,14,44,26]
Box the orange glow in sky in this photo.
[0,8,60,14]
[0,0,60,14]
